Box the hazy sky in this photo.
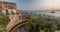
[0,0,60,10]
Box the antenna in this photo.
[51,5,55,13]
[52,6,54,11]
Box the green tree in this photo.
[0,15,10,26]
[0,15,10,32]
[24,16,58,32]
[44,17,57,32]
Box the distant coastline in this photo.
[23,10,60,17]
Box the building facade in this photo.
[0,1,22,32]
[0,1,16,15]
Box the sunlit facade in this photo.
[0,1,22,32]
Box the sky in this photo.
[0,0,60,10]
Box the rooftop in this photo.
[0,1,16,4]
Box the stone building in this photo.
[0,1,22,32]
[0,1,17,15]
[0,1,39,32]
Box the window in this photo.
[0,5,2,8]
[0,2,2,8]
[19,16,21,20]
[11,11,15,15]
[0,10,2,15]
[6,10,10,15]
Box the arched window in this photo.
[0,10,2,15]
[11,11,15,15]
[19,16,21,20]
[6,10,9,15]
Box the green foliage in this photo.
[0,25,7,32]
[0,15,10,25]
[0,15,10,32]
[24,17,59,32]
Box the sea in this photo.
[23,10,60,17]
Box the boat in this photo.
[51,11,55,13]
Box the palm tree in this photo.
[25,17,46,32]
[44,17,57,32]
[24,18,40,32]
[24,16,57,32]
[56,18,60,32]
